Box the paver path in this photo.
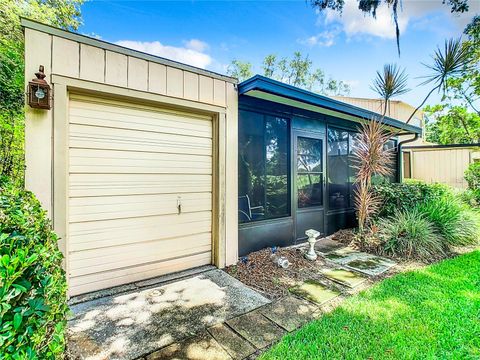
[134,243,396,360]
[69,241,396,360]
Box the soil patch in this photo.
[225,248,327,300]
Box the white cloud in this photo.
[324,0,409,40]
[304,0,479,46]
[300,28,340,47]
[183,39,209,52]
[115,40,212,69]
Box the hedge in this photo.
[0,179,68,359]
[372,180,451,218]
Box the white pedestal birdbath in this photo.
[305,229,320,261]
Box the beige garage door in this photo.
[67,94,213,296]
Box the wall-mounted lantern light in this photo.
[27,65,51,110]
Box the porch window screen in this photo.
[327,127,397,211]
[238,110,290,223]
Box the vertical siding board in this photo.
[80,44,105,83]
[24,29,53,215]
[199,75,214,104]
[105,51,128,87]
[225,82,238,266]
[127,57,148,91]
[52,36,79,78]
[213,79,226,106]
[166,67,184,98]
[148,62,167,95]
[184,71,199,101]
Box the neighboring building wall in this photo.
[332,96,428,146]
[403,146,480,189]
[23,19,239,285]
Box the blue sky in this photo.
[79,1,479,106]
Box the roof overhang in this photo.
[238,75,422,135]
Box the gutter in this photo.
[396,133,419,183]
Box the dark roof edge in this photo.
[21,18,237,84]
[239,75,422,135]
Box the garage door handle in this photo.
[177,197,182,215]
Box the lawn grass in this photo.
[261,251,480,360]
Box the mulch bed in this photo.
[331,228,356,245]
[226,247,327,300]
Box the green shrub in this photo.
[0,179,68,359]
[459,188,480,207]
[417,196,479,246]
[463,163,480,206]
[465,162,480,191]
[377,209,446,261]
[372,180,450,218]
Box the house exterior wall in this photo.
[237,96,400,255]
[403,147,480,189]
[23,20,239,287]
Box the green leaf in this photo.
[13,313,22,330]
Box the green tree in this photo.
[310,0,472,55]
[228,51,351,96]
[425,104,480,144]
[0,0,84,182]
[226,59,253,82]
[444,16,480,115]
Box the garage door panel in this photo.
[69,94,212,121]
[70,232,211,262]
[69,123,212,156]
[69,148,212,175]
[69,106,212,138]
[70,213,211,252]
[70,193,212,222]
[67,96,213,295]
[70,235,212,277]
[69,173,212,197]
[69,252,212,296]
[70,211,211,241]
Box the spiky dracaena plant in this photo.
[353,120,394,233]
[353,38,470,237]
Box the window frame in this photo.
[238,110,291,224]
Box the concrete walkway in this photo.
[68,269,269,360]
[68,241,396,360]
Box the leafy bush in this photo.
[459,188,480,207]
[463,162,480,206]
[377,209,446,261]
[464,162,480,191]
[0,179,68,359]
[372,180,479,261]
[372,180,450,218]
[416,195,479,246]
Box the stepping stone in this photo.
[323,247,358,262]
[320,268,366,288]
[322,248,396,277]
[343,253,396,276]
[315,239,345,254]
[290,280,339,305]
[208,323,256,360]
[226,310,285,349]
[260,296,318,332]
[146,332,231,360]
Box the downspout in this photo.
[396,133,419,183]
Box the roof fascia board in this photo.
[404,143,480,150]
[239,75,422,135]
[21,18,237,84]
